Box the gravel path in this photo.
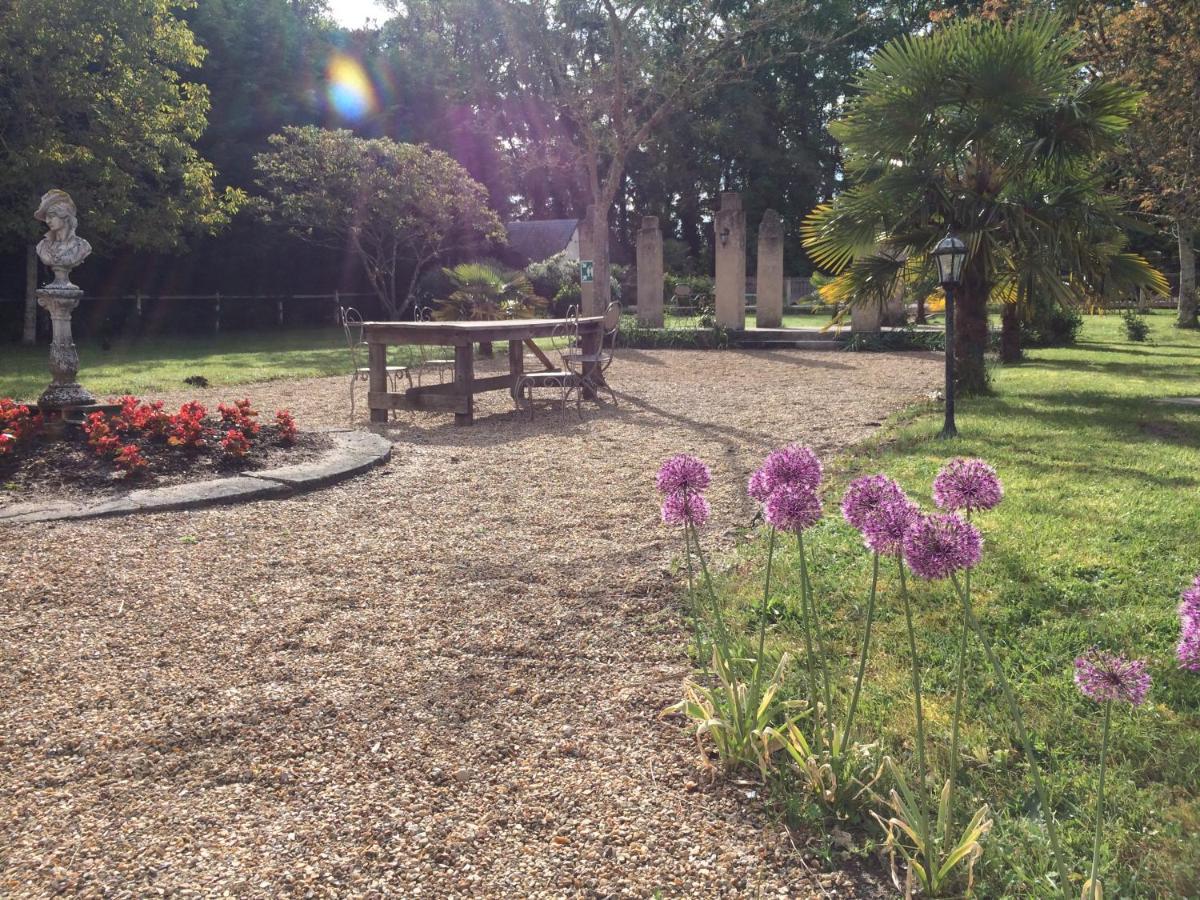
[1,348,939,898]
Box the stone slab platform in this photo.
[0,430,391,525]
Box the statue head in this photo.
[34,189,78,241]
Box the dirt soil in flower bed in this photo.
[0,429,332,508]
[0,348,939,897]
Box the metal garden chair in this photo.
[511,314,583,422]
[565,301,621,407]
[341,306,411,423]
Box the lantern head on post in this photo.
[933,234,966,286]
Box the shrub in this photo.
[275,409,298,444]
[523,251,577,300]
[1021,306,1083,348]
[0,399,43,452]
[1122,309,1150,342]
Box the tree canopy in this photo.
[802,12,1166,393]
[254,126,505,317]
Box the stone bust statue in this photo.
[34,189,91,288]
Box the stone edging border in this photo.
[0,430,392,525]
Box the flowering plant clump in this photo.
[218,398,261,436]
[902,512,983,580]
[763,482,822,533]
[220,428,252,457]
[83,412,123,457]
[1074,648,1152,707]
[656,453,711,496]
[841,474,908,531]
[116,396,170,436]
[748,443,822,500]
[933,457,1004,513]
[275,409,298,444]
[113,444,147,475]
[0,398,44,453]
[661,489,711,527]
[167,402,208,449]
[1177,575,1200,672]
[861,495,920,556]
[1074,647,1152,900]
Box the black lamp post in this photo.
[933,234,967,439]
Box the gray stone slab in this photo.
[1157,397,1200,407]
[127,476,290,512]
[0,429,392,525]
[248,432,391,489]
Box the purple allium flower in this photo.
[1178,575,1200,671]
[763,483,822,533]
[933,458,1004,513]
[902,512,983,580]
[1074,648,1152,706]
[656,454,711,496]
[862,497,921,556]
[754,445,823,498]
[661,490,712,528]
[747,468,773,503]
[841,475,908,531]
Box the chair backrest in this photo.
[551,315,580,365]
[340,306,365,368]
[599,301,621,369]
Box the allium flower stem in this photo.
[682,521,703,669]
[794,537,822,749]
[1088,700,1111,900]
[951,573,1070,898]
[946,570,971,846]
[839,551,879,757]
[753,527,778,686]
[688,521,744,726]
[898,557,930,851]
[798,532,833,743]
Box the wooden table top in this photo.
[363,317,603,344]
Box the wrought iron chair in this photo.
[340,306,411,423]
[566,301,622,407]
[512,314,583,422]
[412,305,456,386]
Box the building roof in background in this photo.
[504,219,579,263]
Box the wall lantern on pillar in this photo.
[719,226,731,247]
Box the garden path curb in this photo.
[0,430,391,525]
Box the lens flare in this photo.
[326,53,376,121]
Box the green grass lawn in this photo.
[0,327,428,401]
[711,310,1199,896]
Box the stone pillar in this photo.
[577,205,597,317]
[714,192,746,329]
[37,285,94,408]
[755,210,784,328]
[851,301,882,334]
[636,216,664,327]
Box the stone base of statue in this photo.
[37,284,95,412]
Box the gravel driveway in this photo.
[1,348,938,898]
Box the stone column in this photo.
[714,192,746,329]
[851,301,882,334]
[636,216,664,327]
[577,205,597,317]
[755,210,784,328]
[37,285,94,408]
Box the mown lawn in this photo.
[715,311,1200,897]
[0,328,426,401]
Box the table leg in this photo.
[454,343,474,426]
[508,339,525,400]
[368,342,388,423]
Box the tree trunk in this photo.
[1000,302,1022,363]
[22,245,38,344]
[915,292,927,325]
[1177,221,1197,328]
[593,203,612,312]
[955,265,991,396]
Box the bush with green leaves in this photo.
[1122,309,1150,342]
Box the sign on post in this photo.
[580,260,594,283]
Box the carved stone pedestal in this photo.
[37,285,95,411]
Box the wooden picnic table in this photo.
[364,316,605,426]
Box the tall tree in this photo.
[0,0,241,343]
[803,13,1166,394]
[254,126,505,317]
[493,0,831,312]
[1077,0,1200,327]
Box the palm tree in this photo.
[435,262,545,357]
[802,13,1167,394]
